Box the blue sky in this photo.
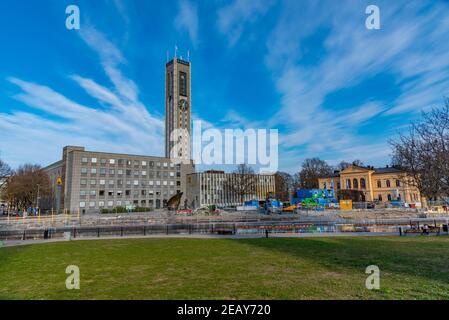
[1,0,449,173]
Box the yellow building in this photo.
[318,165,422,205]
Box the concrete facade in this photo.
[165,58,191,161]
[45,146,194,213]
[186,171,275,208]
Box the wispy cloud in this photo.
[175,0,199,47]
[1,26,164,168]
[217,0,275,46]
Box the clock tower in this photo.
[165,57,192,161]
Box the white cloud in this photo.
[1,26,164,168]
[217,0,275,46]
[261,0,449,172]
[175,0,199,47]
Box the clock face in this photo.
[178,99,189,111]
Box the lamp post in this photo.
[36,184,40,220]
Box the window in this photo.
[360,178,366,189]
[378,195,383,201]
[142,161,147,166]
[91,168,97,174]
[109,169,115,175]
[346,179,351,189]
[109,180,114,186]
[80,190,86,196]
[81,168,87,174]
[377,180,381,188]
[100,168,106,175]
[99,201,105,207]
[91,158,97,163]
[90,190,96,196]
[89,201,95,207]
[179,71,187,96]
[117,190,123,196]
[141,190,146,196]
[170,172,175,177]
[100,180,106,185]
[79,202,86,208]
[109,159,116,165]
[107,201,113,207]
[386,180,391,188]
[117,169,123,175]
[118,159,124,165]
[126,160,132,166]
[353,179,358,189]
[125,190,131,196]
[387,194,392,201]
[396,180,401,187]
[142,171,147,176]
[99,190,105,196]
[134,180,139,186]
[170,181,175,186]
[100,159,107,164]
[149,181,154,186]
[134,160,140,166]
[108,190,114,196]
[90,180,96,186]
[163,162,168,168]
[116,201,122,206]
[81,179,87,185]
[81,157,88,163]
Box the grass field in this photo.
[1,236,449,300]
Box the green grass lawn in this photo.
[1,236,449,300]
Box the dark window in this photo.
[396,180,400,187]
[360,178,366,189]
[387,194,392,201]
[179,72,187,96]
[346,179,351,189]
[353,179,358,189]
[377,180,381,188]
[378,195,382,201]
[386,180,391,188]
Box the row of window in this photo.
[81,157,179,169]
[80,179,181,187]
[80,189,179,197]
[80,168,179,178]
[80,199,166,208]
[325,178,402,190]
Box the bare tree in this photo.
[4,164,52,211]
[0,157,12,189]
[390,98,449,200]
[336,160,365,171]
[274,172,294,202]
[298,158,333,189]
[224,164,257,204]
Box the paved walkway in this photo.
[0,232,404,248]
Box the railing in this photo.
[2,217,449,241]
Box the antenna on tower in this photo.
[187,50,190,62]
[175,45,178,58]
[166,50,169,62]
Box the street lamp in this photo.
[36,184,40,216]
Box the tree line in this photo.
[0,159,52,212]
